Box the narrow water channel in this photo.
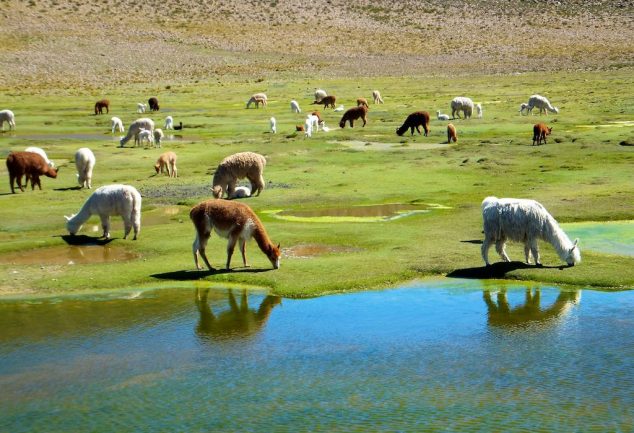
[0,279,632,433]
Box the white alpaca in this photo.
[372,90,384,104]
[119,118,154,147]
[451,97,475,119]
[436,110,450,121]
[229,185,251,199]
[246,93,267,108]
[65,184,142,240]
[304,117,313,138]
[526,94,559,115]
[476,103,483,119]
[136,128,153,147]
[481,196,581,267]
[334,105,345,112]
[314,89,327,103]
[270,117,277,134]
[153,128,164,148]
[290,100,301,113]
[137,103,146,113]
[25,146,55,168]
[519,103,530,115]
[306,114,320,132]
[0,109,15,130]
[75,147,96,189]
[111,116,124,133]
[164,116,174,130]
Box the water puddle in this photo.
[141,206,184,226]
[576,121,634,129]
[0,244,140,266]
[563,220,634,256]
[332,140,450,151]
[283,244,362,258]
[268,202,450,223]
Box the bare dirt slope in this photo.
[0,0,632,89]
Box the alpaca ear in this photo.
[277,243,281,249]
[64,215,71,221]
[573,239,579,248]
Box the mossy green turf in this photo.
[1,70,633,297]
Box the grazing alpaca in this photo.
[476,103,483,118]
[246,93,267,108]
[111,116,124,133]
[270,117,277,134]
[164,116,174,130]
[6,151,58,193]
[0,109,16,130]
[314,95,336,109]
[94,99,110,115]
[230,185,251,199]
[526,94,559,115]
[190,199,281,270]
[436,110,450,121]
[25,146,55,168]
[339,105,368,128]
[65,184,142,240]
[314,89,327,103]
[212,151,267,199]
[532,123,552,146]
[396,111,430,136]
[137,103,146,113]
[519,103,530,115]
[290,100,301,113]
[153,128,164,147]
[372,90,384,104]
[119,118,155,147]
[75,147,96,189]
[481,196,581,267]
[451,97,474,119]
[356,97,369,108]
[148,97,160,111]
[136,128,153,147]
[447,123,458,143]
[154,151,177,177]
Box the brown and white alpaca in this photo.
[356,97,369,108]
[313,95,336,109]
[94,99,110,115]
[532,123,552,145]
[212,151,267,199]
[154,151,178,177]
[6,151,58,193]
[372,90,384,104]
[396,111,430,136]
[339,105,368,128]
[246,93,267,109]
[190,199,281,271]
[447,123,458,143]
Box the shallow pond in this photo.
[563,220,634,256]
[270,203,450,223]
[0,279,632,433]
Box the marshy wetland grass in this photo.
[1,70,633,297]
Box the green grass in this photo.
[1,70,633,297]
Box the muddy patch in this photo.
[332,140,450,151]
[0,245,140,266]
[269,203,450,223]
[283,244,362,259]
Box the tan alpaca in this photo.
[154,151,178,177]
[190,200,281,271]
[356,97,369,108]
[447,123,458,143]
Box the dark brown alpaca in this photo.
[313,95,336,109]
[148,97,160,111]
[532,123,552,145]
[94,99,110,115]
[6,151,58,193]
[339,105,368,128]
[396,111,430,136]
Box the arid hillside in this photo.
[0,0,632,89]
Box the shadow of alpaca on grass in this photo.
[447,261,568,279]
[151,267,273,281]
[60,234,114,246]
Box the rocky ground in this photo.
[0,0,632,90]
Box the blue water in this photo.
[0,279,632,433]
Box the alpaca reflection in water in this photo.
[483,288,580,328]
[195,288,281,340]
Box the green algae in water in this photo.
[563,221,634,257]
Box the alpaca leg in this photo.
[481,239,492,266]
[226,233,239,270]
[524,243,532,264]
[172,163,177,178]
[226,179,237,198]
[123,216,132,240]
[32,175,41,190]
[495,240,511,262]
[530,241,541,266]
[100,215,111,239]
[193,231,213,270]
[240,238,249,267]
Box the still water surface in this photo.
[0,279,632,433]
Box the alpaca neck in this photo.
[252,223,273,255]
[544,217,573,261]
[70,201,94,227]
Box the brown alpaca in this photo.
[313,95,336,109]
[339,105,368,128]
[356,97,369,108]
[190,199,281,271]
[148,97,160,111]
[94,99,110,115]
[533,123,552,145]
[6,151,58,193]
[447,123,458,143]
[154,151,178,178]
[396,111,430,136]
[296,124,305,132]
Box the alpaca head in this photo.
[552,107,559,114]
[212,185,223,199]
[565,239,581,266]
[65,214,81,235]
[267,243,281,269]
